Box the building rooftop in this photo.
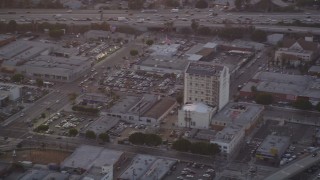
[43,172,70,180]
[214,124,244,143]
[0,34,13,41]
[61,145,123,170]
[109,94,159,115]
[149,44,180,56]
[137,55,188,72]
[0,82,20,91]
[0,40,53,60]
[256,135,291,157]
[120,154,176,180]
[253,72,311,86]
[211,102,264,126]
[142,97,176,119]
[309,66,320,74]
[20,169,49,180]
[186,61,225,76]
[182,103,215,113]
[84,116,119,135]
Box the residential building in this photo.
[177,103,217,129]
[274,38,319,67]
[184,61,230,111]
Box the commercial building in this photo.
[0,40,91,82]
[239,72,320,104]
[134,43,189,74]
[255,135,290,161]
[184,61,230,111]
[119,154,177,180]
[82,116,119,136]
[0,34,15,47]
[105,94,176,125]
[210,102,264,157]
[61,145,125,180]
[274,38,319,67]
[0,82,21,107]
[177,103,217,129]
[308,66,320,77]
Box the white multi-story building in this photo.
[177,103,217,129]
[184,62,230,111]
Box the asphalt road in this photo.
[1,9,320,34]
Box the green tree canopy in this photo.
[35,124,49,132]
[235,0,243,9]
[144,134,162,146]
[49,28,64,39]
[195,0,208,8]
[86,130,96,139]
[251,30,267,42]
[129,132,145,145]
[130,49,139,56]
[255,93,273,105]
[292,99,313,110]
[172,138,191,152]
[69,128,78,137]
[165,0,180,7]
[316,102,320,112]
[197,26,212,36]
[36,78,43,87]
[7,20,17,32]
[128,0,144,9]
[11,73,24,82]
[146,39,154,46]
[191,19,199,32]
[99,133,110,142]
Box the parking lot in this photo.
[235,119,317,168]
[165,161,216,180]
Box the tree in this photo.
[7,20,17,32]
[36,78,43,87]
[235,0,243,9]
[197,26,211,36]
[146,39,154,46]
[191,19,199,33]
[292,99,313,110]
[99,133,110,142]
[255,93,273,105]
[180,27,192,35]
[195,0,208,9]
[165,0,180,7]
[144,134,162,146]
[86,130,96,139]
[164,21,174,33]
[129,132,145,145]
[41,113,46,118]
[316,102,320,112]
[49,29,64,39]
[172,138,191,152]
[128,0,144,10]
[68,92,78,102]
[69,128,78,137]
[251,30,267,42]
[130,49,139,57]
[35,124,49,132]
[11,73,24,82]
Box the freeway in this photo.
[264,152,320,180]
[1,9,320,34]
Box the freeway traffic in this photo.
[1,9,320,35]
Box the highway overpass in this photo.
[264,153,320,180]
